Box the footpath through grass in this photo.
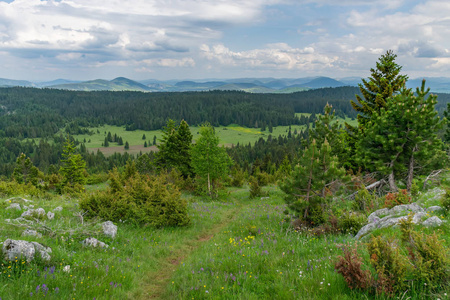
[1,184,449,299]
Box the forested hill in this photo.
[0,86,448,139]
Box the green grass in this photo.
[1,180,448,299]
[68,123,309,156]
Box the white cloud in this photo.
[200,43,337,72]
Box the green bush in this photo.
[399,216,449,290]
[338,212,366,235]
[80,171,190,227]
[353,188,380,212]
[249,176,268,199]
[0,180,45,198]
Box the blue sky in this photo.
[0,0,449,81]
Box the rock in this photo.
[102,221,117,238]
[22,229,42,238]
[355,202,427,240]
[427,206,443,213]
[82,237,108,248]
[422,216,446,227]
[6,203,21,210]
[368,208,389,223]
[31,242,52,261]
[2,239,51,262]
[53,206,63,212]
[47,212,55,220]
[21,208,45,218]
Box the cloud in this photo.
[200,43,338,72]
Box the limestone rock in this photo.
[2,239,51,262]
[6,203,21,210]
[47,212,55,220]
[21,208,45,218]
[422,216,445,227]
[82,237,108,248]
[102,221,117,239]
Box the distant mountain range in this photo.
[2,76,450,93]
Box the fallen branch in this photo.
[422,169,444,190]
[346,179,386,200]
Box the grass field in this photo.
[1,180,449,299]
[69,123,310,156]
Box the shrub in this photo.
[384,189,411,208]
[230,166,246,187]
[249,176,268,198]
[367,236,407,295]
[0,180,44,198]
[353,188,380,212]
[338,212,366,235]
[80,171,190,227]
[399,216,449,290]
[335,243,373,290]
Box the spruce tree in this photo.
[348,50,408,131]
[155,119,193,178]
[124,141,130,150]
[280,139,346,224]
[13,153,40,186]
[59,137,86,187]
[346,50,408,170]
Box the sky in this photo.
[1,0,450,81]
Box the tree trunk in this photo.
[388,171,398,192]
[207,172,211,196]
[406,147,417,191]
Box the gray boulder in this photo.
[422,216,446,227]
[102,221,117,239]
[47,211,55,220]
[2,239,51,262]
[82,237,108,248]
[21,208,45,218]
[6,203,21,210]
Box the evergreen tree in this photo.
[346,50,408,170]
[280,139,346,224]
[357,81,445,191]
[349,50,408,131]
[118,137,123,145]
[124,141,130,150]
[144,141,148,147]
[153,135,157,145]
[142,134,146,140]
[13,153,40,186]
[309,103,346,166]
[155,119,193,178]
[59,137,86,187]
[104,137,109,147]
[190,123,232,196]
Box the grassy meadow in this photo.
[68,124,308,156]
[61,114,356,157]
[1,179,449,299]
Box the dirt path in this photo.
[131,202,243,300]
